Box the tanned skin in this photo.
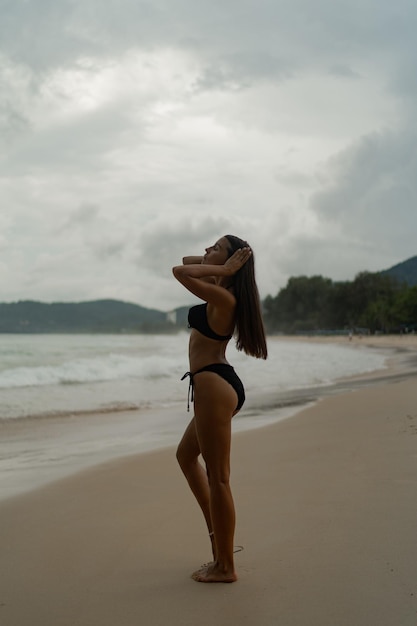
[173,238,251,582]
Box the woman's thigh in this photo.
[193,372,236,480]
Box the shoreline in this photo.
[0,335,416,624]
[1,334,416,502]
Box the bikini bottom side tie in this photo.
[180,371,194,412]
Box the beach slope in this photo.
[1,373,416,625]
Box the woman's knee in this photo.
[176,443,187,469]
[176,418,200,470]
[176,442,198,472]
[203,458,230,486]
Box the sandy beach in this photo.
[1,335,416,626]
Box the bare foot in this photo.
[191,562,237,583]
[191,561,214,579]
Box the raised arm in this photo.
[182,256,203,265]
[172,263,230,303]
[172,248,251,304]
[181,256,216,285]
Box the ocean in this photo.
[0,333,387,420]
[0,333,388,499]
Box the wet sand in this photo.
[1,335,416,625]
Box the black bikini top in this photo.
[188,303,233,341]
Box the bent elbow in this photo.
[172,266,184,279]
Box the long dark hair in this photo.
[225,235,268,359]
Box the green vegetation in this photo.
[380,255,417,287]
[264,272,417,335]
[1,256,416,334]
[0,299,176,334]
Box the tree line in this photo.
[263,272,417,334]
[2,275,416,335]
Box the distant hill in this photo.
[380,255,417,286]
[0,299,179,334]
[3,254,415,334]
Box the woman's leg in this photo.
[192,371,238,582]
[176,417,216,558]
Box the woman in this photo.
[172,234,267,583]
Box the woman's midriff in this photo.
[188,330,230,373]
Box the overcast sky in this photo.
[1,0,416,311]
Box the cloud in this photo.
[1,0,416,310]
[302,127,417,277]
[62,203,100,228]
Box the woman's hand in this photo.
[223,247,252,275]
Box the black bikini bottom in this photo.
[181,363,245,413]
